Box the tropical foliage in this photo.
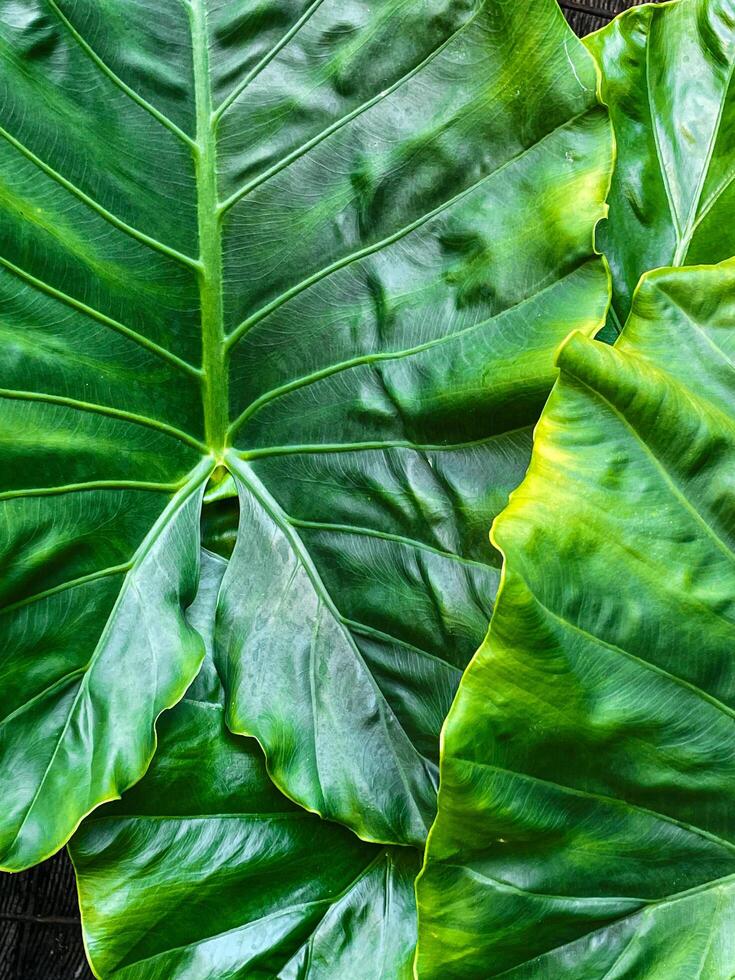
[0,0,608,877]
[418,1,735,975]
[1,0,733,977]
[416,258,735,978]
[587,0,735,330]
[71,552,420,978]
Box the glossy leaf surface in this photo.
[587,0,735,330]
[71,551,419,979]
[416,259,735,978]
[0,0,611,866]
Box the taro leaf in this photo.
[70,551,419,980]
[586,0,735,332]
[0,0,611,868]
[415,258,735,978]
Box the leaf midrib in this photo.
[190,0,228,453]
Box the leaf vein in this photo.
[0,480,183,502]
[218,0,485,213]
[288,518,494,573]
[228,263,590,435]
[0,388,207,452]
[0,126,200,271]
[213,0,327,122]
[240,427,533,461]
[0,563,132,616]
[343,617,462,673]
[532,591,735,724]
[226,106,594,348]
[0,255,201,378]
[452,756,735,855]
[45,0,196,149]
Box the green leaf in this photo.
[70,551,419,980]
[0,0,611,867]
[416,258,735,978]
[0,460,212,872]
[586,0,735,332]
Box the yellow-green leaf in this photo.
[416,259,735,978]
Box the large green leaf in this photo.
[416,258,735,978]
[586,0,735,331]
[0,0,611,867]
[71,550,419,980]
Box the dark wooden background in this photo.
[0,2,654,977]
[560,0,643,33]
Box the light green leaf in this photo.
[586,0,735,331]
[70,551,419,980]
[416,259,735,978]
[0,0,611,866]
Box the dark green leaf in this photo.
[587,0,735,331]
[416,259,735,978]
[0,0,611,867]
[70,551,419,979]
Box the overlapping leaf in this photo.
[71,551,418,979]
[0,0,612,868]
[587,0,735,330]
[416,259,735,978]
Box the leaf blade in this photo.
[586,0,735,325]
[0,460,212,870]
[70,552,419,980]
[0,0,611,862]
[416,259,735,978]
[215,0,612,844]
